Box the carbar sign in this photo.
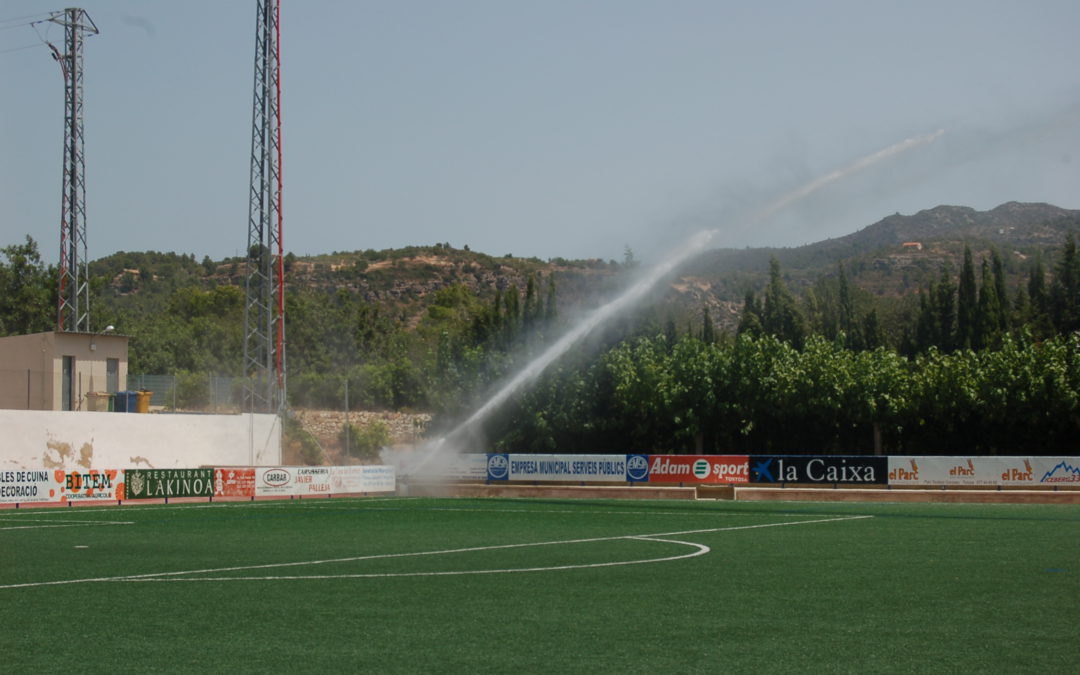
[647,455,749,484]
[256,467,332,496]
[749,456,886,484]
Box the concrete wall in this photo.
[0,331,129,410]
[0,409,281,472]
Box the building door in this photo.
[62,355,74,411]
[106,358,119,393]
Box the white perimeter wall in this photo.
[0,410,281,472]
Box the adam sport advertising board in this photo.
[646,455,749,483]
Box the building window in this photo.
[106,358,119,393]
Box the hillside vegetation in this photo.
[2,201,1078,456]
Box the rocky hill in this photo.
[669,202,1079,329]
[92,201,1078,336]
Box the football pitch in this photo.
[1,497,1076,672]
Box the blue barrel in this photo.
[114,391,137,413]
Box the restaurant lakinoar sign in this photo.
[486,454,634,482]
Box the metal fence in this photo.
[128,374,243,411]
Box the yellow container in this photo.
[135,390,153,413]
[85,392,108,412]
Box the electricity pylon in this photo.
[243,0,286,413]
[45,8,98,332]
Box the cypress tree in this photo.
[934,265,957,351]
[991,247,1009,333]
[702,306,715,344]
[956,246,977,349]
[975,258,1002,349]
[1051,232,1080,334]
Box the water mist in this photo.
[393,129,946,480]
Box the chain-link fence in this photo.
[0,367,50,410]
[128,373,244,411]
[3,367,244,412]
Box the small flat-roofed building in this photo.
[0,331,129,411]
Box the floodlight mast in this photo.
[47,8,98,333]
[243,0,286,413]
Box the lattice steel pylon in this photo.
[45,8,98,333]
[243,0,286,413]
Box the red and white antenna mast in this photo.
[243,0,286,412]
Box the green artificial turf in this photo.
[1,497,1076,673]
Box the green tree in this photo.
[701,306,715,344]
[974,259,1003,350]
[0,236,56,336]
[956,246,977,349]
[762,257,806,348]
[991,247,1009,334]
[1051,232,1080,334]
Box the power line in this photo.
[0,42,41,55]
[0,12,52,25]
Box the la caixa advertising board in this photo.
[749,456,887,484]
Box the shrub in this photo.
[340,420,391,460]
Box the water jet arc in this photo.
[406,129,945,475]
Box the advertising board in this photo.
[441,454,489,480]
[646,455,749,484]
[125,469,213,500]
[56,469,124,501]
[486,454,630,482]
[255,466,332,497]
[330,465,396,494]
[749,456,887,484]
[213,468,256,498]
[888,456,1080,486]
[0,470,58,504]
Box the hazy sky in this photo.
[2,1,1080,264]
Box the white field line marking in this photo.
[0,514,871,589]
[0,518,133,531]
[0,502,749,520]
[127,537,712,581]
[0,496,416,517]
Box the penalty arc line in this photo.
[0,514,872,589]
[126,537,713,581]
